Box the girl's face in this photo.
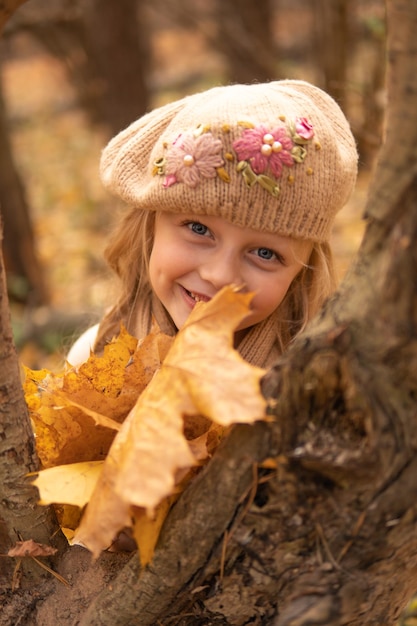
[149,212,312,335]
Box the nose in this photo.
[199,249,243,291]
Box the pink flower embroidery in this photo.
[232,125,294,179]
[164,132,224,188]
[163,174,177,188]
[295,117,314,140]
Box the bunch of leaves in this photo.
[25,286,267,566]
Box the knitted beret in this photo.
[100,80,358,242]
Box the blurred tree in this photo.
[312,0,351,110]
[214,0,277,82]
[355,7,386,167]
[5,0,151,134]
[0,68,49,305]
[80,0,151,134]
[0,0,26,32]
[146,0,277,86]
[312,0,386,167]
[0,0,151,307]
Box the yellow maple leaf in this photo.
[32,461,103,508]
[132,497,178,568]
[73,286,267,559]
[24,324,172,467]
[73,324,138,397]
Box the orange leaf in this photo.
[23,325,173,467]
[74,286,267,557]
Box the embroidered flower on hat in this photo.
[232,118,315,196]
[153,117,315,198]
[162,131,224,188]
[294,117,314,141]
[233,124,295,179]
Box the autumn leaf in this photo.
[132,496,178,567]
[73,323,138,396]
[6,540,71,587]
[7,539,57,558]
[32,461,103,508]
[73,286,267,558]
[163,286,266,426]
[24,324,173,467]
[29,287,267,564]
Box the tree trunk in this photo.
[0,71,49,306]
[355,7,386,168]
[214,0,277,83]
[313,0,352,111]
[80,0,151,134]
[9,0,151,135]
[0,215,66,589]
[0,3,65,593]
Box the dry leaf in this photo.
[7,539,57,558]
[24,325,172,467]
[132,496,178,568]
[32,461,103,508]
[74,286,267,557]
[163,286,266,426]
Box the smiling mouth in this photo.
[185,289,211,303]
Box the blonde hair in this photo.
[273,242,337,353]
[94,208,155,350]
[94,207,338,356]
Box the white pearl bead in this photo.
[261,144,272,156]
[272,141,282,152]
[262,133,274,145]
[183,154,195,166]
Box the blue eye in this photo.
[256,247,275,260]
[188,222,208,235]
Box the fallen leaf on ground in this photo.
[7,539,58,558]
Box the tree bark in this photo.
[0,0,66,591]
[0,216,66,587]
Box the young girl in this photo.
[68,80,358,368]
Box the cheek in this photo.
[149,237,190,284]
[148,238,169,290]
[255,283,286,312]
[148,249,157,287]
[251,270,300,314]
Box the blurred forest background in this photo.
[0,0,385,371]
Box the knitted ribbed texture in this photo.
[100,80,358,242]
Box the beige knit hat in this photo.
[100,80,358,242]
